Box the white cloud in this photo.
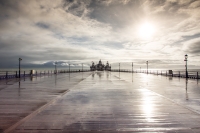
[0,0,200,68]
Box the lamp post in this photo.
[69,64,70,73]
[119,63,120,72]
[19,58,22,78]
[132,62,133,73]
[146,61,148,74]
[82,63,83,72]
[55,61,57,74]
[184,54,188,78]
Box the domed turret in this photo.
[106,61,109,66]
[99,59,102,65]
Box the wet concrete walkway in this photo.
[1,71,200,132]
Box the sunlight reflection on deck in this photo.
[141,89,156,122]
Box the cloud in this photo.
[62,0,91,17]
[36,22,50,29]
[183,38,200,55]
[0,0,200,69]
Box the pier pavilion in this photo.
[90,60,111,71]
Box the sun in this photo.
[138,22,156,39]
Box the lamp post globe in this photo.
[184,54,188,62]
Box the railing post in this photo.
[197,72,199,79]
[36,71,37,76]
[161,71,162,75]
[16,71,18,78]
[179,71,180,77]
[166,71,167,76]
[24,71,25,77]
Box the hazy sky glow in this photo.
[0,0,200,69]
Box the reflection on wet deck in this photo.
[1,71,200,132]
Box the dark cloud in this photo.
[62,0,147,29]
[88,0,145,28]
[0,0,33,19]
[62,0,90,17]
[142,0,199,29]
[0,36,91,68]
[182,33,200,41]
[146,0,196,13]
[185,38,200,54]
[36,22,50,29]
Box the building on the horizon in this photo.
[90,60,111,71]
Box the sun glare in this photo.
[138,22,156,39]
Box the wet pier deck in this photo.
[1,71,200,133]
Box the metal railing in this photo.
[0,69,90,80]
[1,69,198,80]
[110,69,200,79]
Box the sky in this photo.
[0,0,200,70]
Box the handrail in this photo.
[0,69,91,80]
[110,69,200,79]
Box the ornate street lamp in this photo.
[146,61,148,74]
[19,58,22,78]
[184,54,188,78]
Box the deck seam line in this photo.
[3,89,70,133]
[4,72,93,133]
[146,88,200,115]
[115,72,200,116]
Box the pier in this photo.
[0,71,200,132]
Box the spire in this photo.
[99,59,102,64]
